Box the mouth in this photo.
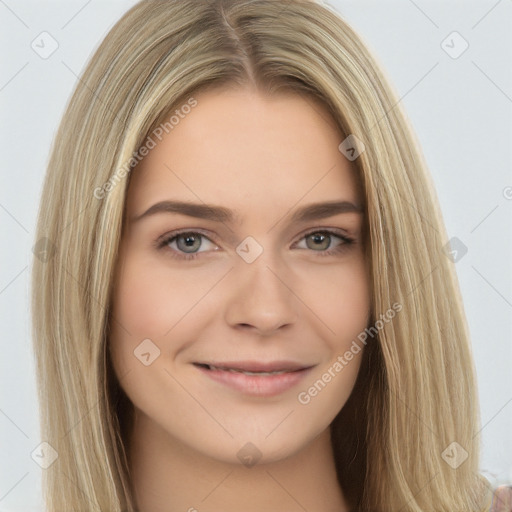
[193,360,312,373]
[192,361,315,397]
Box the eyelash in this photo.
[155,228,355,261]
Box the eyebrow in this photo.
[130,199,364,225]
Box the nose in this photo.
[224,254,298,336]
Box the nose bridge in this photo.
[225,238,298,333]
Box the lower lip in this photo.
[194,365,314,397]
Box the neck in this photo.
[127,409,350,512]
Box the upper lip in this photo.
[193,360,314,372]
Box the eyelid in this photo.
[293,225,352,242]
[156,226,352,246]
[291,227,355,253]
[155,228,219,252]
[155,226,356,261]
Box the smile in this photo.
[193,361,315,397]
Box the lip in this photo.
[194,360,311,372]
[193,361,315,397]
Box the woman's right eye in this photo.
[157,231,219,260]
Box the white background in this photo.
[0,1,511,510]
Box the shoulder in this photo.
[490,485,512,512]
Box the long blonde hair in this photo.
[31,0,493,510]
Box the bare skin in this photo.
[109,85,370,512]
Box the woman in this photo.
[31,0,507,510]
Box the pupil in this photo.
[309,233,329,250]
[178,233,200,252]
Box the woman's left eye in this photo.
[156,229,355,261]
[294,230,355,256]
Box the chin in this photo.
[182,420,323,468]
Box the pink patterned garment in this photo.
[490,485,512,512]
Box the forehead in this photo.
[125,87,363,217]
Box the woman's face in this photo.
[109,86,371,465]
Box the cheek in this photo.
[293,261,369,413]
[108,250,177,378]
[110,250,208,340]
[108,247,228,379]
[297,254,371,344]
